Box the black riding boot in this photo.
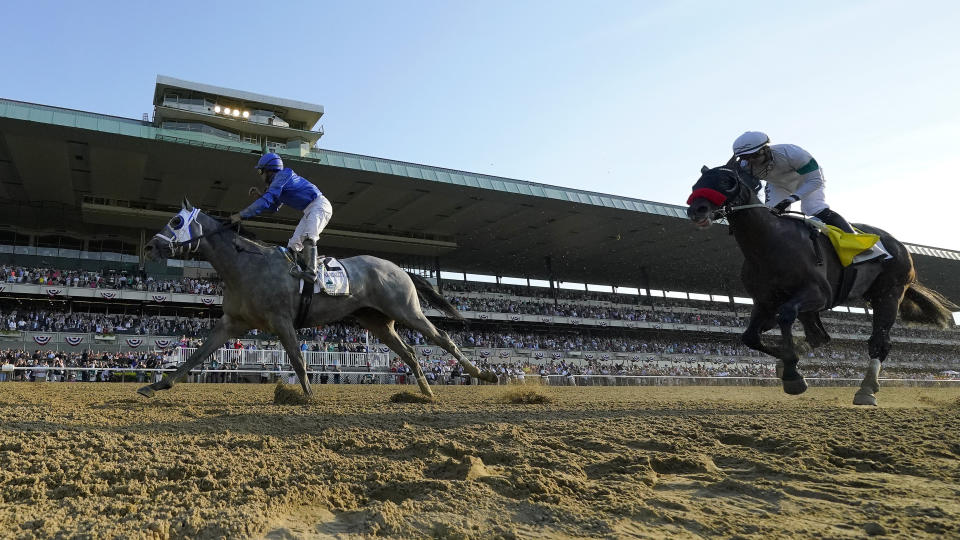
[815,208,855,233]
[300,239,318,283]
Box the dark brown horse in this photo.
[686,166,957,405]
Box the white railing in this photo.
[2,368,957,388]
[173,347,391,369]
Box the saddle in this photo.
[785,215,892,308]
[784,215,891,267]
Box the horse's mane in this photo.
[205,215,274,253]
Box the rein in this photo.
[710,203,769,222]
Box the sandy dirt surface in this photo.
[0,382,958,539]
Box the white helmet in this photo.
[733,131,770,156]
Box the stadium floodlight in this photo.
[223,107,231,115]
[214,105,221,113]
[242,111,250,118]
[232,110,240,117]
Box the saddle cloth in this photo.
[278,247,349,295]
[299,257,349,296]
[786,215,892,266]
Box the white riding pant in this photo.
[764,184,829,215]
[288,195,332,251]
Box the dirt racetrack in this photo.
[0,382,958,539]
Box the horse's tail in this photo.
[407,273,464,320]
[899,283,959,329]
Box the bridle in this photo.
[153,208,235,256]
[689,168,769,224]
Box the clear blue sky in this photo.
[3,0,959,250]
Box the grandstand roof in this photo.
[1,96,959,302]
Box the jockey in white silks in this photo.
[732,131,855,233]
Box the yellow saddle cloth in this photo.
[819,225,880,266]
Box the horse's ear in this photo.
[182,197,193,210]
[701,165,710,174]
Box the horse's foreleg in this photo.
[137,316,249,397]
[774,289,827,395]
[275,324,312,397]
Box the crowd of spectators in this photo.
[441,281,959,340]
[2,265,222,295]
[2,307,215,336]
[0,347,166,382]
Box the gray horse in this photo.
[137,199,496,399]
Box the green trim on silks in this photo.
[796,158,819,175]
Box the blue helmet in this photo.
[255,153,283,172]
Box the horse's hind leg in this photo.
[773,284,834,395]
[402,312,497,384]
[741,306,787,376]
[137,315,249,397]
[855,288,904,406]
[275,324,312,397]
[798,312,831,349]
[353,309,434,398]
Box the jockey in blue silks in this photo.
[229,153,333,281]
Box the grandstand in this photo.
[1,77,958,383]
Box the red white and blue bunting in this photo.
[552,352,562,360]
[541,317,551,323]
[498,351,510,358]
[151,294,168,303]
[534,352,544,359]
[65,336,84,346]
[99,291,117,299]
[154,339,175,348]
[33,335,52,346]
[421,348,433,356]
[479,350,490,358]
[200,297,216,305]
[126,338,144,348]
[46,288,63,297]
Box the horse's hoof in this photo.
[782,377,808,395]
[137,385,155,398]
[853,391,877,406]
